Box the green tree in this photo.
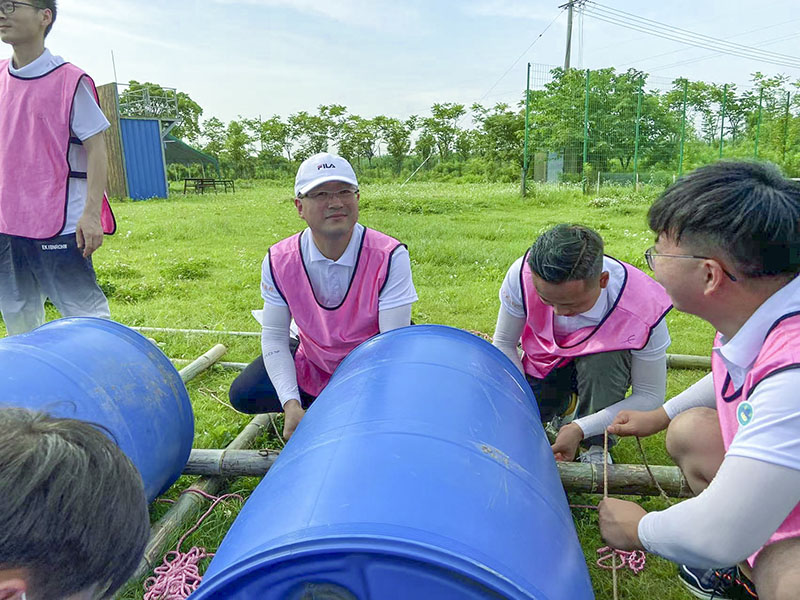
[422,102,465,159]
[201,117,226,159]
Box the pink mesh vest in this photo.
[712,312,800,566]
[0,60,115,239]
[269,228,403,396]
[520,254,672,378]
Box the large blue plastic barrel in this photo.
[0,317,194,503]
[193,325,593,600]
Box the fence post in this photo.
[583,68,590,194]
[754,87,764,159]
[522,62,531,198]
[633,83,643,191]
[719,84,728,158]
[678,80,688,177]
[783,91,791,163]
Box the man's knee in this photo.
[575,350,632,411]
[665,407,720,462]
[754,538,800,600]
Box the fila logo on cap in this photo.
[317,163,336,170]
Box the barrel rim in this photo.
[195,534,556,599]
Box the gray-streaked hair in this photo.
[648,161,800,278]
[527,224,604,283]
[0,407,149,599]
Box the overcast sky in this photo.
[7,0,799,124]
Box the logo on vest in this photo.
[41,243,68,251]
[737,401,754,427]
[317,163,336,170]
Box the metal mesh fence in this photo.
[523,64,800,189]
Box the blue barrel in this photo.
[0,317,194,503]
[193,325,593,600]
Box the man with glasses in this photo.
[492,223,672,464]
[0,0,115,337]
[600,161,800,600]
[229,152,417,439]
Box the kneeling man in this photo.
[230,153,418,439]
[493,224,672,463]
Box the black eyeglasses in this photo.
[644,246,737,282]
[0,1,43,15]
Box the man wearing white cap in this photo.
[229,153,418,439]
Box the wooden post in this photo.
[182,449,693,498]
[172,358,249,371]
[96,83,128,199]
[129,413,275,583]
[666,353,710,370]
[178,344,228,383]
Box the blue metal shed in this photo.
[119,118,168,200]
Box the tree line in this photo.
[121,66,800,183]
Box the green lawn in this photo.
[4,180,712,599]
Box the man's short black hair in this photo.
[39,0,56,37]
[527,224,605,283]
[0,408,149,599]
[648,161,800,278]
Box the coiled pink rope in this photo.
[596,547,647,574]
[143,490,243,600]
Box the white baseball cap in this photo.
[294,152,359,197]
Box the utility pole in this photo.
[563,1,574,69]
[560,1,586,70]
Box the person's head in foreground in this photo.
[294,152,360,242]
[647,160,800,318]
[526,224,607,317]
[0,408,149,600]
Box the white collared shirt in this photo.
[7,49,110,235]
[261,223,418,310]
[639,275,800,567]
[499,255,670,358]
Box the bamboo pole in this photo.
[182,449,692,498]
[666,353,710,370]
[177,344,228,382]
[169,353,710,374]
[129,413,274,583]
[133,326,260,338]
[172,358,249,371]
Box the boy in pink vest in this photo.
[0,0,115,337]
[229,153,417,440]
[600,161,800,600]
[492,224,672,464]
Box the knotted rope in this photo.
[143,489,243,600]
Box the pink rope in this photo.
[143,490,243,600]
[569,503,648,575]
[596,547,647,574]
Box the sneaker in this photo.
[678,565,758,599]
[577,445,612,465]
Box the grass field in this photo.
[3,181,714,599]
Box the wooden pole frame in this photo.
[184,449,693,498]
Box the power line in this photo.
[617,17,800,69]
[582,4,800,69]
[402,7,567,186]
[587,1,800,64]
[648,32,800,73]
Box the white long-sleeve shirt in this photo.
[257,224,417,405]
[639,275,800,567]
[493,256,669,438]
